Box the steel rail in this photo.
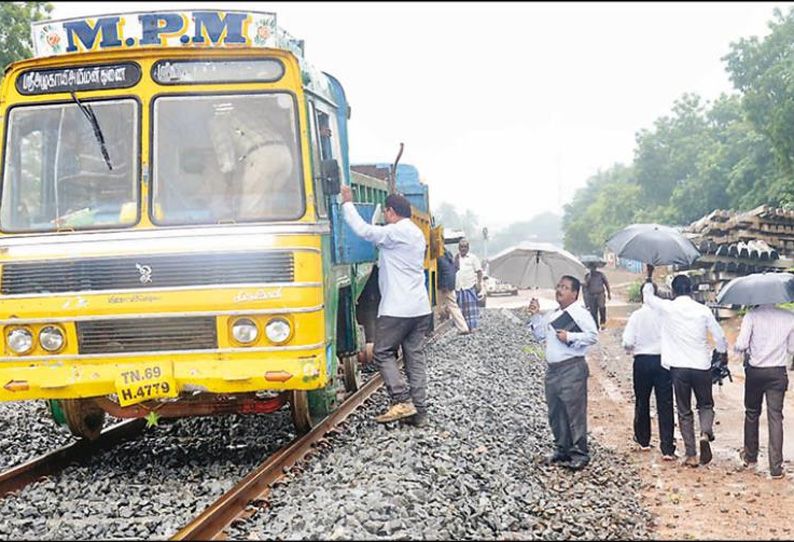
[0,418,146,498]
[170,372,386,541]
[172,320,450,541]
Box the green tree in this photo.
[563,164,638,254]
[0,2,53,72]
[724,6,794,176]
[633,93,711,212]
[562,8,794,252]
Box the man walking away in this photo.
[528,275,599,471]
[643,267,728,468]
[436,250,469,334]
[622,282,676,460]
[341,186,432,427]
[583,263,611,330]
[734,303,794,479]
[455,239,483,331]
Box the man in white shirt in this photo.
[341,186,432,427]
[622,282,675,460]
[455,239,483,330]
[210,106,295,220]
[528,275,599,471]
[643,267,728,468]
[734,304,794,479]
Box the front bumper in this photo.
[0,345,328,401]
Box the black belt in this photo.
[546,356,586,370]
[238,141,284,162]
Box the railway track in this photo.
[174,323,450,540]
[172,369,387,540]
[0,418,145,499]
[0,321,448,540]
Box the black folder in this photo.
[550,310,582,333]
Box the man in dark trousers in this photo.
[643,266,727,467]
[528,275,599,471]
[583,263,611,330]
[341,185,432,427]
[622,282,676,460]
[436,250,469,334]
[734,303,794,479]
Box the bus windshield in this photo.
[152,93,304,225]
[1,99,138,232]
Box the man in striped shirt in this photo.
[734,304,794,479]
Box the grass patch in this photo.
[626,280,644,303]
[523,344,544,359]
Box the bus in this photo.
[0,9,441,438]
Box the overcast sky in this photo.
[51,2,794,232]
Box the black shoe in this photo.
[403,411,428,428]
[699,435,713,466]
[541,451,570,466]
[565,458,589,471]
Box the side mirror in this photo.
[320,159,341,195]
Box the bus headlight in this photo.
[265,318,291,344]
[232,318,259,345]
[39,326,65,352]
[7,328,33,354]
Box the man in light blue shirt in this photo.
[341,185,432,427]
[528,275,599,470]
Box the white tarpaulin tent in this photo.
[488,242,587,289]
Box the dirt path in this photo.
[586,269,794,540]
[488,266,794,539]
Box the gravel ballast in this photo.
[230,309,653,540]
[0,309,653,540]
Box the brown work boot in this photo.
[683,455,699,468]
[375,402,417,423]
[739,449,757,469]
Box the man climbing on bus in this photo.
[340,185,432,427]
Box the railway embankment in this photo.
[228,309,652,540]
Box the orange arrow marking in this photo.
[4,380,29,392]
[264,371,293,382]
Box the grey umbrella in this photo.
[488,242,586,289]
[605,223,700,266]
[716,272,794,306]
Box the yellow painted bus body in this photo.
[0,47,335,402]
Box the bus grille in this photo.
[77,317,218,354]
[1,251,294,295]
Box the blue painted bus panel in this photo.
[330,201,378,264]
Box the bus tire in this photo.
[61,398,106,441]
[341,354,360,392]
[289,390,314,435]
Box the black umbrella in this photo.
[716,272,794,306]
[605,223,700,266]
[580,255,606,267]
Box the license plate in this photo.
[114,362,178,407]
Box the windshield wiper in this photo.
[69,91,113,171]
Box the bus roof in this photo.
[25,10,338,104]
[32,10,301,59]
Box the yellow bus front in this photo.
[0,47,335,406]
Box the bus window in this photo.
[1,100,138,232]
[321,108,345,187]
[308,100,327,218]
[317,111,333,160]
[152,93,304,224]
